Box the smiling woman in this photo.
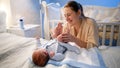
[50,1,99,49]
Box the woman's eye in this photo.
[67,14,71,16]
[64,13,71,17]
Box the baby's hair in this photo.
[32,49,50,67]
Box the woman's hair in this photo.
[64,1,85,17]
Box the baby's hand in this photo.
[49,51,55,58]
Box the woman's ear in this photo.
[77,9,81,16]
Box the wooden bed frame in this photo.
[97,22,120,46]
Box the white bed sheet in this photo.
[0,33,36,68]
[38,45,120,68]
[100,46,120,68]
[0,33,120,68]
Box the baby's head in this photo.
[32,49,50,67]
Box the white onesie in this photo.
[43,39,80,61]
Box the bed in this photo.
[0,2,120,68]
[0,33,120,68]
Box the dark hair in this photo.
[32,50,50,67]
[38,54,50,67]
[64,1,85,17]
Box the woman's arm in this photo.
[73,37,87,48]
[61,33,87,48]
[86,19,99,48]
[60,19,99,49]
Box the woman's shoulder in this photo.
[85,17,96,25]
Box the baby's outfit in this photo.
[42,39,80,61]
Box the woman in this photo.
[52,1,99,49]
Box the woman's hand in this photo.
[57,27,75,43]
[57,34,63,42]
[62,33,75,43]
[57,32,75,43]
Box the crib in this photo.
[41,1,120,46]
[97,22,120,46]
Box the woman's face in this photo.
[63,7,80,25]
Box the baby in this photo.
[32,40,80,67]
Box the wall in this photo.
[75,0,120,7]
[10,0,40,26]
[48,0,69,7]
[47,0,120,7]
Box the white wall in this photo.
[10,0,40,26]
[0,0,41,28]
[75,0,120,7]
[48,0,120,7]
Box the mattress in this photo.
[0,33,36,68]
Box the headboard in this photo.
[41,1,61,39]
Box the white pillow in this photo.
[83,6,120,22]
[0,11,6,33]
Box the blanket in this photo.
[31,39,106,68]
[48,47,106,68]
